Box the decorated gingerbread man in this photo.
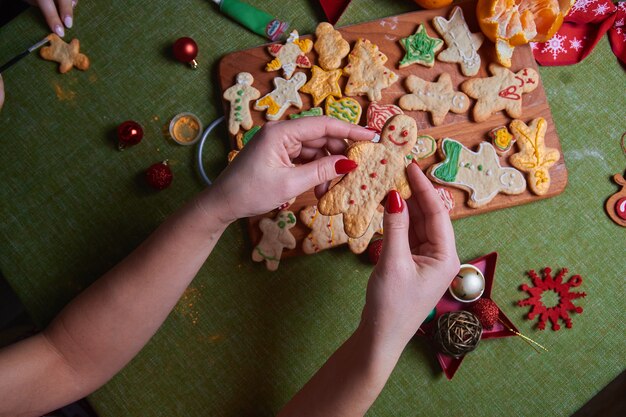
[318,114,417,238]
[40,33,90,74]
[254,72,307,121]
[252,210,297,271]
[399,73,470,126]
[461,64,539,122]
[300,205,383,255]
[428,138,526,208]
[432,6,484,76]
[266,30,312,79]
[223,72,260,135]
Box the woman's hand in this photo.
[30,0,77,37]
[360,161,460,351]
[209,116,375,224]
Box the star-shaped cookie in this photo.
[300,65,342,107]
[266,30,312,79]
[40,33,90,74]
[432,6,484,76]
[509,117,560,195]
[461,64,539,122]
[398,73,470,126]
[398,24,444,68]
[254,72,306,121]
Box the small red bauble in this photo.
[470,298,499,329]
[145,161,173,190]
[117,120,143,150]
[173,37,198,68]
[368,239,383,264]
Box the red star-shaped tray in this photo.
[418,252,519,380]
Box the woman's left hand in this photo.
[209,116,375,223]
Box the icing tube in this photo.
[212,0,289,41]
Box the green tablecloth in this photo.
[0,1,624,415]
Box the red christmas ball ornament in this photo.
[173,37,198,69]
[117,120,143,150]
[145,161,173,190]
[470,298,500,329]
[368,239,383,264]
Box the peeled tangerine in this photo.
[477,0,574,67]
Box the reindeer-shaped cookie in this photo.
[318,114,417,238]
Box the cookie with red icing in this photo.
[318,114,417,238]
[461,64,539,122]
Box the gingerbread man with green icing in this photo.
[223,72,260,135]
[252,210,297,271]
[318,114,417,238]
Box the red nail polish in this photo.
[411,158,419,166]
[386,190,403,213]
[335,159,358,174]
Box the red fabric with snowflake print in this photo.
[608,5,626,64]
[532,0,624,66]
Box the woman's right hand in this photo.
[360,161,460,352]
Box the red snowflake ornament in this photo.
[518,267,586,331]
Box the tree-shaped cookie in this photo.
[398,24,444,68]
[300,205,383,254]
[318,115,417,238]
[461,64,539,122]
[266,30,312,79]
[509,118,560,195]
[40,33,90,74]
[343,38,399,102]
[252,210,297,271]
[432,6,484,76]
[300,65,342,106]
[255,72,307,121]
[398,73,470,126]
[223,72,260,135]
[314,22,350,70]
[428,138,526,208]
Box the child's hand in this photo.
[208,116,375,223]
[31,0,76,37]
[360,162,460,351]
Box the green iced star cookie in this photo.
[398,24,443,69]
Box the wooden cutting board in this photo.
[218,0,567,258]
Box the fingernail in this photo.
[335,159,358,174]
[72,0,78,8]
[64,16,73,29]
[386,190,403,214]
[411,158,419,166]
[55,24,65,37]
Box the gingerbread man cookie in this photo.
[223,72,260,135]
[399,73,470,126]
[266,30,312,79]
[252,210,297,271]
[300,205,383,255]
[318,115,417,238]
[314,22,350,70]
[40,34,90,74]
[432,6,484,76]
[255,72,307,121]
[428,138,526,208]
[509,118,560,195]
[343,38,399,102]
[461,64,539,122]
